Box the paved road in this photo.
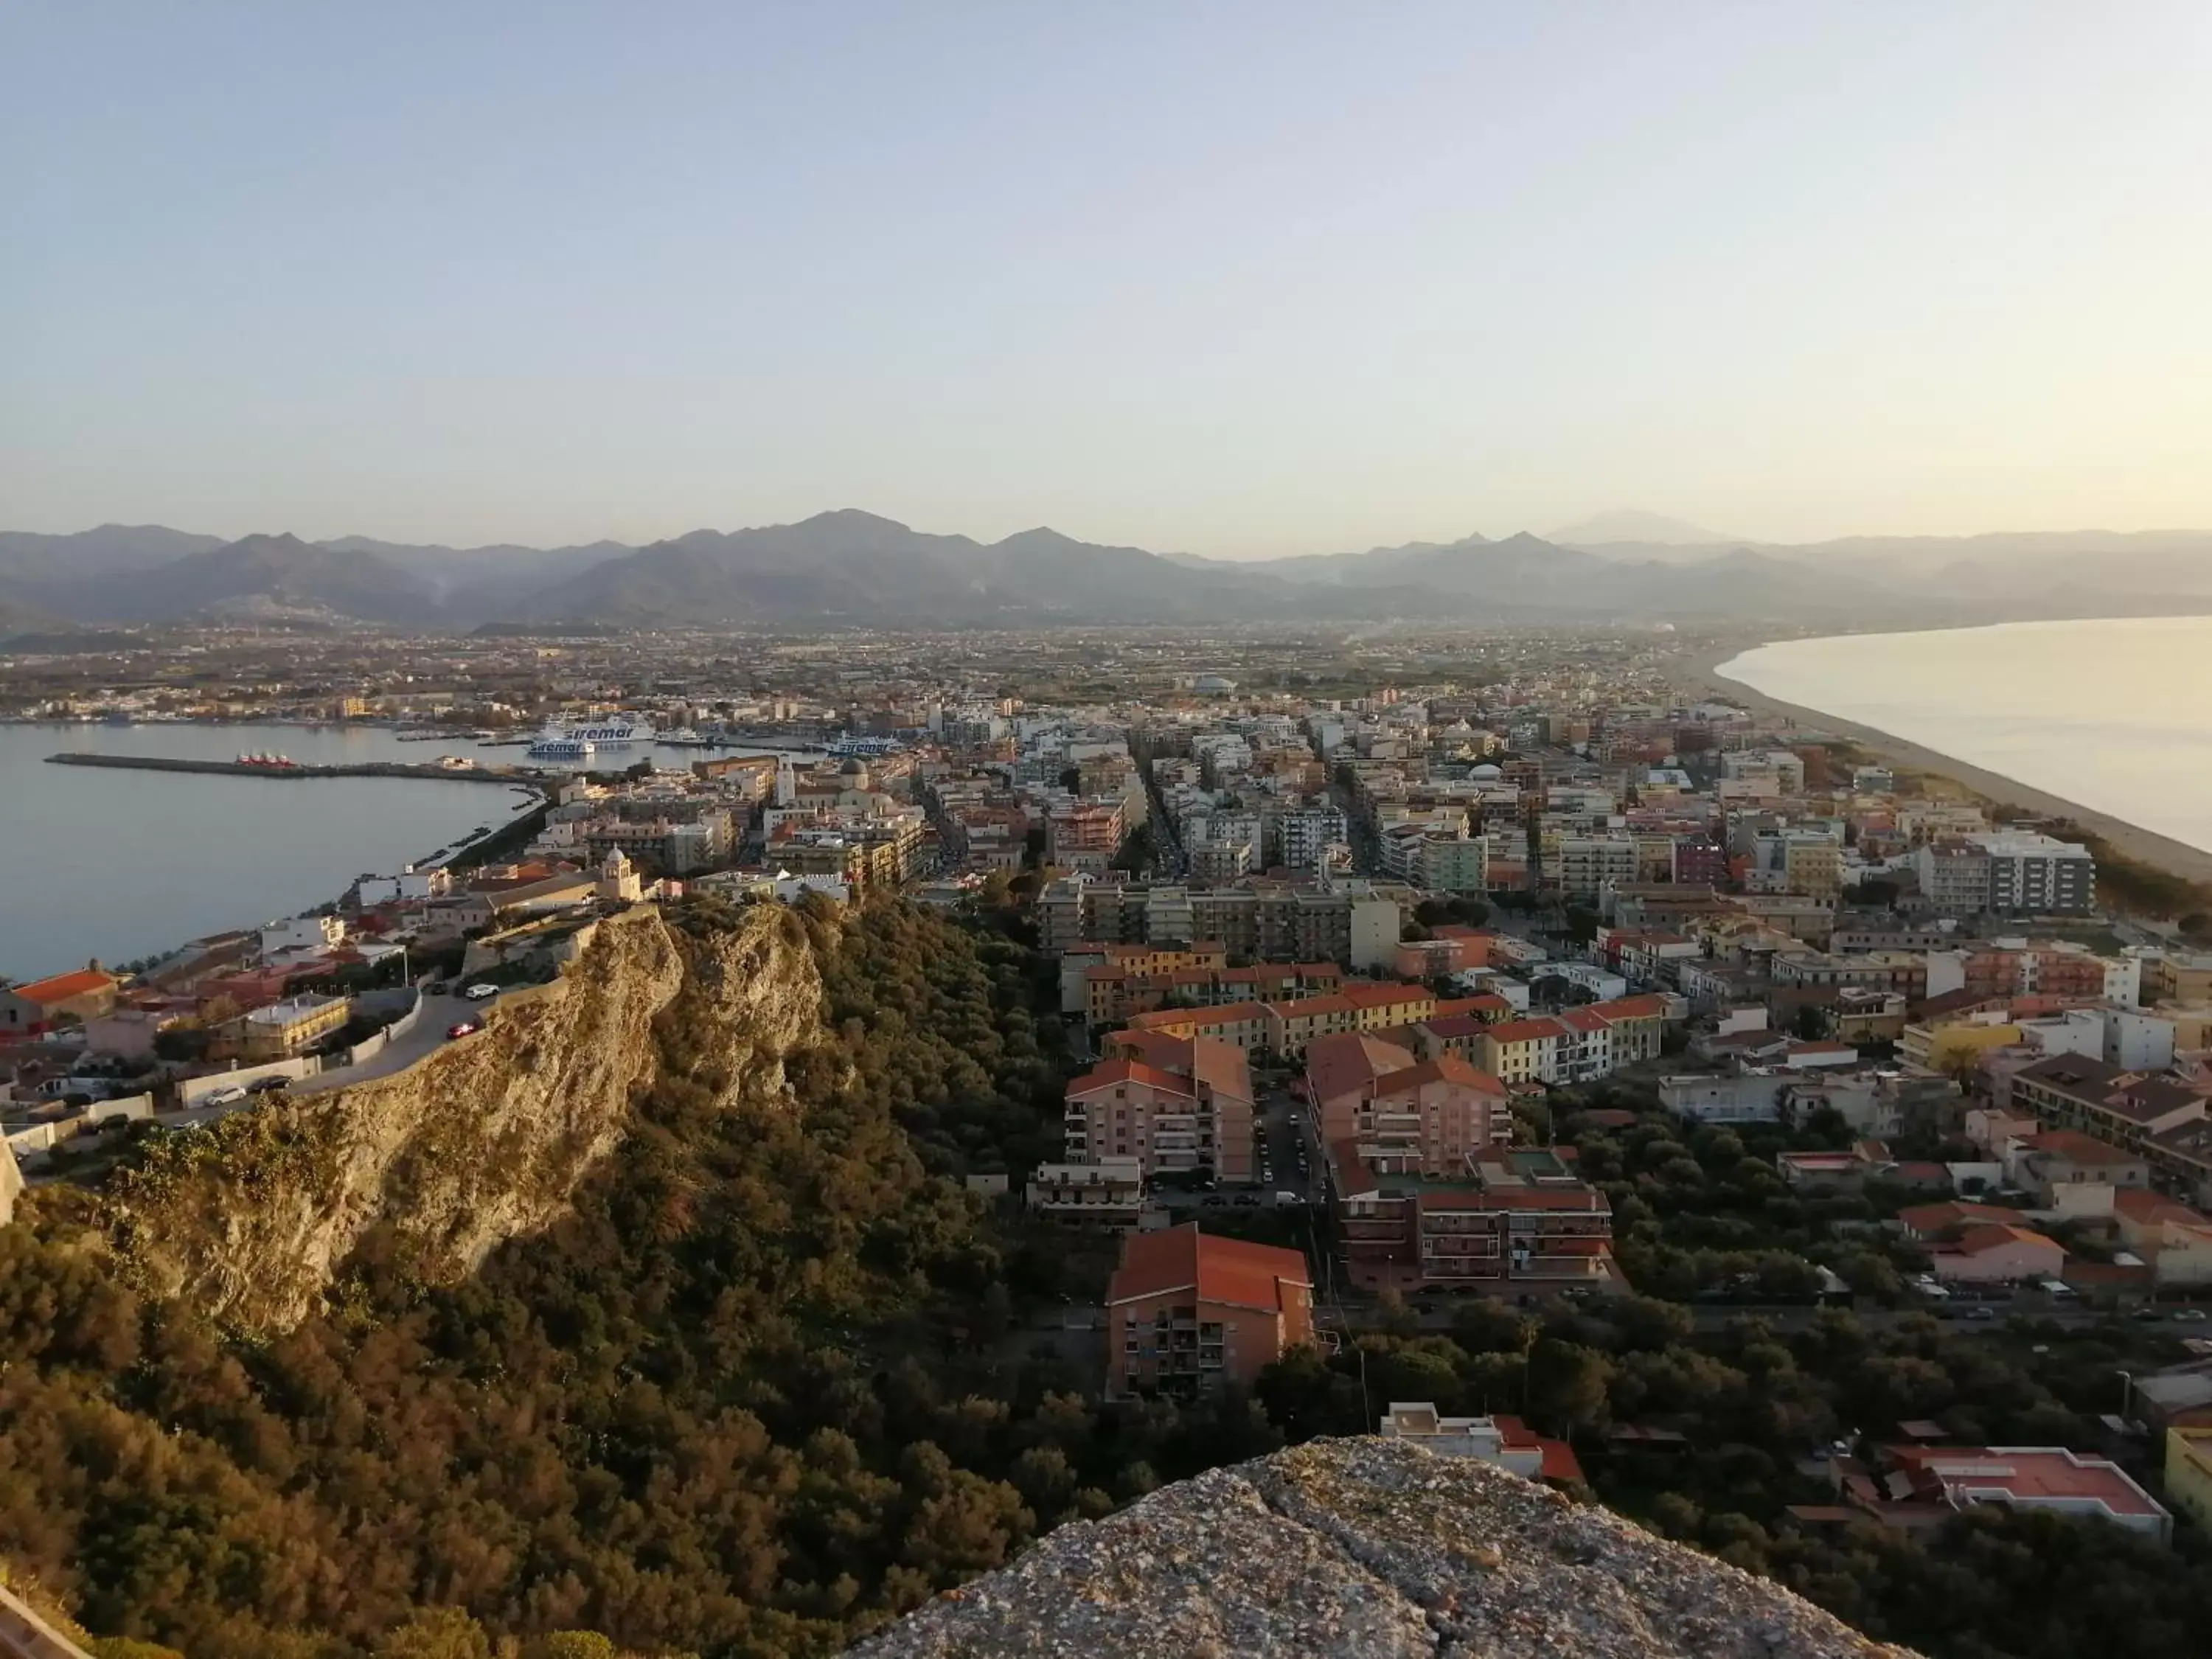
[292,991,486,1094]
[0,1585,91,1659]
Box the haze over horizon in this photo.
[6,2,2210,557]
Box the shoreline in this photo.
[1684,646,2212,897]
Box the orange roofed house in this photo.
[1066,1032,1256,1182]
[1106,1222,1313,1397]
[0,967,122,1041]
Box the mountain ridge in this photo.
[7,511,2212,630]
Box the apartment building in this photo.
[1557,836,1641,902]
[1305,1032,1510,1177]
[1979,832,2096,915]
[2144,950,2212,1007]
[1026,1158,1145,1228]
[1110,1001,1274,1054]
[1411,832,1489,895]
[1046,799,1127,873]
[1082,959,1340,1026]
[1391,925,1497,981]
[1329,1147,1614,1293]
[1274,804,1349,872]
[1106,1223,1314,1397]
[2008,1053,2212,1206]
[1064,1032,1255,1181]
[1916,832,2096,917]
[1924,943,2112,1002]
[1478,1017,1571,1086]
[1770,950,1928,997]
[1037,877,1406,969]
[1916,838,1992,913]
[1782,832,1843,900]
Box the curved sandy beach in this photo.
[1686,650,2212,893]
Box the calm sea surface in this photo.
[0,723,542,981]
[1719,616,2212,858]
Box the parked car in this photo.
[1967,1306,1997,1321]
[447,1019,483,1039]
[246,1075,290,1093]
[2174,1308,2208,1324]
[200,1085,248,1107]
[462,983,499,1001]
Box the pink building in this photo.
[1306,1034,1509,1177]
[1064,1032,1254,1182]
[1106,1223,1313,1398]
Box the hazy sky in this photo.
[6,2,2211,557]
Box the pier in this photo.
[45,752,542,787]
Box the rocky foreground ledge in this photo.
[849,1439,1913,1658]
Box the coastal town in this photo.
[6,615,2212,1659]
[7,626,2212,1524]
[13,6,2212,1650]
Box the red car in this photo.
[446,1019,482,1039]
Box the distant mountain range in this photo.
[6,513,2212,635]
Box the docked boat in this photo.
[825,734,902,759]
[525,717,653,762]
[526,734,599,762]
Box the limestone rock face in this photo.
[849,1439,1916,1659]
[107,904,819,1334]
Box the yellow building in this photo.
[1113,1001,1272,1054]
[1783,834,1843,900]
[2166,1427,2212,1536]
[1902,1020,2023,1072]
[238,993,352,1060]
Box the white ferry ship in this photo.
[526,717,654,761]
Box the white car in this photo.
[462,983,499,1001]
[201,1085,248,1107]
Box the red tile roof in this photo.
[7,968,116,1006]
[2020,1128,2140,1166]
[2113,1188,2208,1226]
[1305,1033,1417,1104]
[1065,1058,1197,1101]
[1372,1054,1509,1099]
[1898,1200,2017,1237]
[1106,1222,1311,1313]
[1946,1222,2061,1256]
[1492,1413,1586,1483]
[1486,1017,1568,1045]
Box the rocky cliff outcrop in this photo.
[851,1439,1913,1659]
[106,902,822,1333]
